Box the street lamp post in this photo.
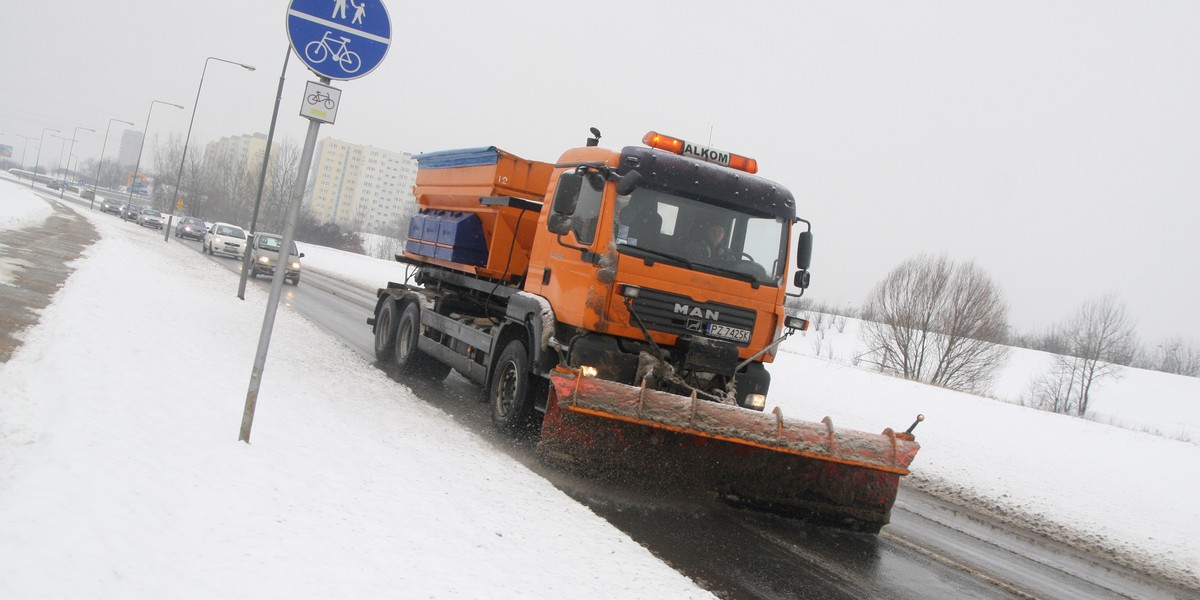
[8,134,37,172]
[53,134,69,187]
[30,127,60,189]
[60,126,96,199]
[165,56,256,243]
[127,100,185,215]
[91,118,135,210]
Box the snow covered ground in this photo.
[1,175,1198,595]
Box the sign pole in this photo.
[239,77,327,443]
[240,0,392,442]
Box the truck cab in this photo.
[524,133,809,409]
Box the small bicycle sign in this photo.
[307,90,336,109]
[300,80,341,124]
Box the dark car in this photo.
[47,180,61,190]
[100,198,123,215]
[121,204,148,222]
[175,216,207,241]
[81,189,95,200]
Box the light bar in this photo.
[642,131,759,174]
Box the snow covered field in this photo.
[1,177,1198,595]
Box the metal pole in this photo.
[166,56,256,243]
[239,47,291,300]
[127,101,184,215]
[54,135,69,189]
[13,134,37,173]
[240,77,326,444]
[91,119,135,210]
[60,126,95,199]
[30,128,59,189]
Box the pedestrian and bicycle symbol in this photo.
[286,0,391,81]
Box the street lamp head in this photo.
[240,63,256,71]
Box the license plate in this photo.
[706,323,751,342]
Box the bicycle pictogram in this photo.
[307,91,336,109]
[304,30,363,74]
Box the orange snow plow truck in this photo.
[370,129,922,531]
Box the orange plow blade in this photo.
[538,371,921,531]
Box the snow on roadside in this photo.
[0,187,714,599]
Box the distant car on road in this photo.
[137,208,165,230]
[249,232,304,285]
[81,189,95,200]
[174,216,207,241]
[121,203,148,222]
[204,222,248,258]
[47,180,61,190]
[100,198,123,215]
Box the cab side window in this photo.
[570,180,603,244]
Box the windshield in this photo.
[216,225,245,238]
[613,187,789,285]
[257,236,298,255]
[143,210,161,217]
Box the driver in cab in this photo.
[687,223,728,261]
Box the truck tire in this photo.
[489,339,537,434]
[395,301,450,380]
[373,297,399,362]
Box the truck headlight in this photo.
[290,261,301,270]
[745,394,766,410]
[258,256,269,264]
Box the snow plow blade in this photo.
[538,370,921,531]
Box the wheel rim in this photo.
[494,361,519,417]
[375,308,392,353]
[397,316,414,361]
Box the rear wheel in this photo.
[489,339,538,434]
[395,301,450,380]
[373,298,398,362]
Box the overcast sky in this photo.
[2,1,1197,343]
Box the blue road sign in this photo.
[286,0,391,81]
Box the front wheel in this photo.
[489,339,538,434]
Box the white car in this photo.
[203,222,248,258]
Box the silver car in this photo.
[137,209,165,229]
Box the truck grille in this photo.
[627,288,756,347]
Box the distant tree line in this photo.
[142,135,362,254]
[788,253,1196,421]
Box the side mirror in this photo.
[552,172,583,215]
[547,213,573,235]
[795,231,813,271]
[793,270,811,289]
[299,252,306,258]
[616,170,643,196]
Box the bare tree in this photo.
[1026,294,1138,416]
[859,254,1010,393]
[1141,338,1200,377]
[258,139,301,233]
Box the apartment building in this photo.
[203,133,272,175]
[305,137,418,235]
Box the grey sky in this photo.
[2,1,1197,343]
